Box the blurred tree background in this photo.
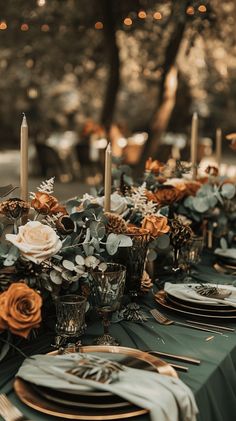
[0,0,235,166]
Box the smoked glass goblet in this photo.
[90,263,126,346]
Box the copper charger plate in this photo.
[155,291,236,320]
[14,345,177,420]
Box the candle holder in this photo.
[183,236,203,282]
[54,294,87,348]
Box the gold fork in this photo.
[0,394,28,421]
[150,309,225,335]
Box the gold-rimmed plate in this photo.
[155,291,236,320]
[14,345,177,420]
[166,294,236,315]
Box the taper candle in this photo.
[216,128,222,173]
[20,114,29,201]
[104,143,112,212]
[190,112,198,180]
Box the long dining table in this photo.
[1,251,236,421]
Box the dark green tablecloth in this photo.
[1,256,236,421]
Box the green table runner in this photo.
[1,257,236,421]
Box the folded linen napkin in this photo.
[214,248,236,260]
[165,282,236,307]
[17,353,198,421]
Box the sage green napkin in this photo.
[165,282,236,307]
[17,353,198,421]
[215,248,236,260]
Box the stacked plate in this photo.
[154,283,236,320]
[14,345,176,420]
[214,248,236,273]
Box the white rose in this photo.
[97,192,128,215]
[6,221,62,264]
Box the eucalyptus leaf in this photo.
[147,248,157,262]
[220,238,228,251]
[66,199,81,213]
[155,234,170,250]
[75,255,85,265]
[62,260,75,271]
[98,262,107,272]
[116,234,132,247]
[0,331,11,362]
[62,236,72,247]
[90,221,106,239]
[206,194,218,208]
[50,270,62,285]
[221,183,236,199]
[192,197,209,213]
[106,233,120,255]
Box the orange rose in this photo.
[145,158,164,175]
[31,192,67,215]
[0,283,42,338]
[142,215,170,238]
[151,186,184,205]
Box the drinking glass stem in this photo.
[102,313,110,336]
[173,248,180,269]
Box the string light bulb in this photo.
[21,23,29,31]
[186,6,195,15]
[94,21,103,29]
[138,10,147,19]
[41,24,50,32]
[124,17,132,26]
[153,12,162,20]
[198,5,207,13]
[0,21,7,30]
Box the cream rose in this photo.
[97,192,128,215]
[6,221,62,264]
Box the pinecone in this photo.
[104,212,127,234]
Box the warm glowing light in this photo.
[41,24,50,32]
[124,17,132,26]
[21,23,29,31]
[94,21,103,29]
[186,6,195,15]
[27,87,38,99]
[138,10,147,19]
[26,59,34,68]
[37,0,46,5]
[0,21,7,30]
[198,5,207,13]
[153,12,162,20]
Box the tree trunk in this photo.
[140,1,190,167]
[100,0,120,135]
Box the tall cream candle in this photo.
[216,128,222,172]
[20,114,29,201]
[190,112,198,180]
[104,143,112,212]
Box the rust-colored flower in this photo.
[56,215,75,235]
[151,186,184,206]
[0,198,30,219]
[184,181,201,197]
[31,192,67,215]
[145,158,164,175]
[205,166,219,177]
[141,215,170,238]
[0,282,42,338]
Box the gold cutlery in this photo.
[150,309,225,335]
[186,320,235,332]
[0,393,29,421]
[146,350,200,365]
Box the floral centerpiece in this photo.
[0,178,134,360]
